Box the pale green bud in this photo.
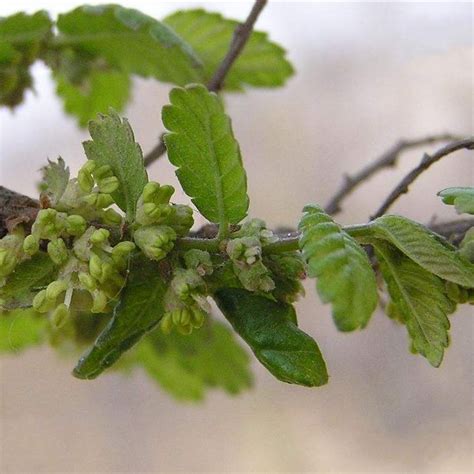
[91,290,108,313]
[156,185,175,204]
[78,169,94,193]
[78,272,97,291]
[47,238,68,265]
[46,280,68,300]
[98,176,119,194]
[161,313,173,335]
[66,215,87,236]
[23,235,39,256]
[83,193,114,209]
[112,241,135,258]
[33,290,54,313]
[191,308,206,329]
[143,202,161,219]
[184,249,213,276]
[0,248,17,276]
[102,208,123,225]
[89,254,103,280]
[93,164,113,180]
[177,323,193,336]
[142,182,160,202]
[33,209,66,239]
[51,303,69,328]
[90,228,110,245]
[134,225,176,261]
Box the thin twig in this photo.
[324,133,464,215]
[370,137,474,220]
[143,0,268,167]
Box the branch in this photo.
[143,0,268,167]
[324,133,464,215]
[370,137,474,219]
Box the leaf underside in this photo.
[298,205,378,331]
[375,241,455,367]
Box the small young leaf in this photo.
[214,288,328,387]
[438,187,474,215]
[55,5,203,86]
[136,320,252,401]
[55,69,130,127]
[163,84,249,225]
[164,9,294,90]
[370,215,474,287]
[73,255,168,380]
[298,205,378,331]
[374,242,455,367]
[83,110,148,220]
[0,252,55,306]
[40,157,70,205]
[0,11,52,107]
[0,308,48,353]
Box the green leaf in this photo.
[0,252,55,308]
[164,9,294,90]
[370,215,474,287]
[83,110,148,220]
[298,205,378,331]
[0,308,48,353]
[374,242,455,367]
[214,288,328,387]
[40,157,70,205]
[0,11,52,107]
[55,69,130,127]
[73,255,168,379]
[55,5,203,86]
[163,84,249,225]
[136,320,252,401]
[438,187,474,215]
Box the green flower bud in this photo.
[161,312,174,335]
[78,169,94,193]
[176,323,193,336]
[91,290,108,313]
[143,202,161,219]
[156,185,175,204]
[90,228,110,245]
[83,193,114,209]
[33,290,54,313]
[92,164,113,180]
[47,238,68,265]
[112,241,135,258]
[23,235,39,256]
[89,254,103,280]
[191,308,206,329]
[78,272,97,291]
[142,182,160,202]
[66,215,87,236]
[134,225,176,261]
[51,303,69,328]
[162,204,193,236]
[46,280,68,300]
[98,176,119,194]
[33,209,66,239]
[102,208,123,225]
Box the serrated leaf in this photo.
[374,242,455,367]
[0,308,48,353]
[214,288,328,387]
[438,187,474,215]
[83,110,148,220]
[163,84,249,225]
[73,255,168,379]
[370,215,474,287]
[136,320,252,401]
[164,9,294,90]
[40,157,70,205]
[55,69,130,127]
[55,5,203,86]
[0,11,52,107]
[0,252,55,308]
[298,205,378,331]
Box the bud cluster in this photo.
[132,182,193,261]
[161,251,213,335]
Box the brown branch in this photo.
[0,186,39,238]
[143,0,268,167]
[324,133,464,215]
[370,137,474,220]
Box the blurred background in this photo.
[0,1,472,472]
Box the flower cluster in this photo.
[161,250,213,335]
